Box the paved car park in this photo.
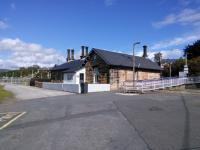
[0,90,200,150]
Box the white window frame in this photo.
[66,74,73,81]
[93,68,99,84]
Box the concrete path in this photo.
[1,83,72,101]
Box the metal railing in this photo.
[122,77,200,93]
[0,77,31,86]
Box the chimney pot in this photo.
[67,49,71,62]
[142,45,148,58]
[71,49,74,60]
[81,46,85,59]
[85,46,89,56]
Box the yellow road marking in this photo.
[0,112,23,115]
[0,112,26,130]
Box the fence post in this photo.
[162,80,165,89]
[62,83,64,91]
[141,81,144,93]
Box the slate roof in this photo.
[51,59,85,73]
[92,48,162,71]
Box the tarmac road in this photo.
[0,90,200,150]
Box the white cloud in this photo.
[136,49,183,59]
[104,0,116,6]
[0,38,65,69]
[178,0,200,6]
[10,3,16,10]
[0,20,8,29]
[153,8,200,28]
[151,34,199,50]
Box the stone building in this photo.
[85,46,162,90]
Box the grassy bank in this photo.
[0,85,13,103]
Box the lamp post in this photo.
[184,52,189,77]
[133,42,140,87]
[169,63,172,78]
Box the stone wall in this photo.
[137,71,160,80]
[85,52,109,84]
[110,69,160,91]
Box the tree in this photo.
[184,40,200,59]
[162,58,185,77]
[154,52,162,66]
[188,56,200,76]
[171,58,185,76]
[183,40,200,75]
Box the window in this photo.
[67,74,73,80]
[93,55,97,61]
[93,55,97,64]
[93,67,99,83]
[80,73,84,82]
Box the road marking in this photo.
[0,112,26,130]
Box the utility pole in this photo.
[133,42,140,87]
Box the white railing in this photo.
[122,77,200,93]
[186,76,200,84]
[0,77,31,86]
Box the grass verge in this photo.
[0,85,13,103]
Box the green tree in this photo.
[184,40,200,59]
[171,58,185,76]
[162,58,185,77]
[188,56,200,76]
[154,52,162,66]
[183,40,200,75]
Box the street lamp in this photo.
[184,52,189,76]
[133,42,141,87]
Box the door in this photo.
[80,73,85,93]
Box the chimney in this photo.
[85,46,89,56]
[71,49,74,60]
[142,45,148,58]
[80,46,85,59]
[67,49,71,62]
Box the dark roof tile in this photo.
[51,59,84,72]
[92,48,162,71]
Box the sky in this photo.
[0,0,200,69]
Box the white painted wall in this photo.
[87,84,110,92]
[43,82,63,91]
[63,68,85,84]
[63,84,80,93]
[75,68,86,84]
[42,82,80,93]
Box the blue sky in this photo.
[0,0,200,68]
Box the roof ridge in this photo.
[92,48,144,59]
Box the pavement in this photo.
[0,87,200,150]
[1,83,72,101]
